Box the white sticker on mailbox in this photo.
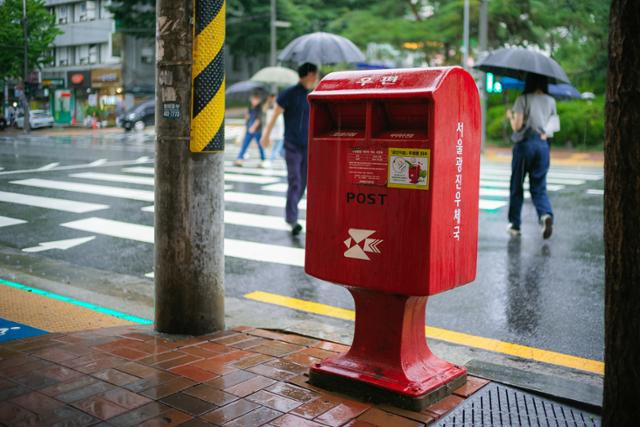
[343,228,383,261]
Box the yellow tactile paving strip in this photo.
[0,285,134,332]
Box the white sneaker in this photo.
[506,224,521,237]
[260,160,272,168]
[540,214,553,239]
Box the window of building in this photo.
[111,32,122,59]
[47,49,55,67]
[77,45,90,65]
[89,44,99,64]
[57,5,68,24]
[57,47,69,66]
[100,0,113,19]
[141,45,154,65]
[86,1,96,20]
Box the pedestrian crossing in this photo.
[0,159,602,277]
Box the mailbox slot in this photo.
[371,99,430,140]
[313,101,366,139]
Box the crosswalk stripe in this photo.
[0,190,109,213]
[262,183,288,193]
[122,166,282,184]
[479,180,565,192]
[61,217,305,267]
[225,211,305,231]
[479,200,507,210]
[482,166,602,180]
[224,164,288,177]
[141,206,305,232]
[480,188,512,198]
[11,178,154,202]
[121,167,154,175]
[69,172,234,190]
[70,172,155,186]
[225,191,307,209]
[482,174,585,186]
[223,174,280,184]
[0,216,26,228]
[586,189,604,196]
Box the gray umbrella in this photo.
[278,32,365,65]
[474,47,570,84]
[225,80,267,96]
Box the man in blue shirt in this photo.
[261,63,318,236]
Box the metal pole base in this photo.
[308,288,466,411]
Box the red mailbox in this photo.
[305,67,481,409]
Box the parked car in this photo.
[120,100,155,132]
[15,110,54,129]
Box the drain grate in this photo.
[433,383,601,427]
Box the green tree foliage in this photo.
[107,0,608,92]
[0,0,61,78]
[108,0,155,38]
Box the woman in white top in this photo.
[505,73,558,239]
[265,94,285,165]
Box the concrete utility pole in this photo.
[154,0,225,335]
[478,0,489,151]
[22,0,30,133]
[270,0,277,67]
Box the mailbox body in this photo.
[305,67,481,296]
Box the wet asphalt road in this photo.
[0,132,604,364]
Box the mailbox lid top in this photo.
[310,66,464,98]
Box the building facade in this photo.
[41,0,154,125]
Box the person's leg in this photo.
[508,142,527,231]
[284,143,303,227]
[529,137,553,220]
[299,146,308,201]
[253,131,265,161]
[236,131,252,161]
[270,138,284,161]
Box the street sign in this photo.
[0,317,47,343]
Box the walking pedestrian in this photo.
[260,63,319,236]
[234,93,266,167]
[265,93,285,166]
[506,73,558,239]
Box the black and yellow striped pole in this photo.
[155,0,225,335]
[191,0,225,152]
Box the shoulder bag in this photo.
[510,94,530,143]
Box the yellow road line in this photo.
[245,291,604,375]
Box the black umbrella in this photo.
[278,32,365,65]
[474,47,570,84]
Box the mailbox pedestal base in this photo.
[309,288,466,411]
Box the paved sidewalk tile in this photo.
[0,325,496,426]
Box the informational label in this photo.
[162,102,180,120]
[347,147,387,186]
[387,148,430,190]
